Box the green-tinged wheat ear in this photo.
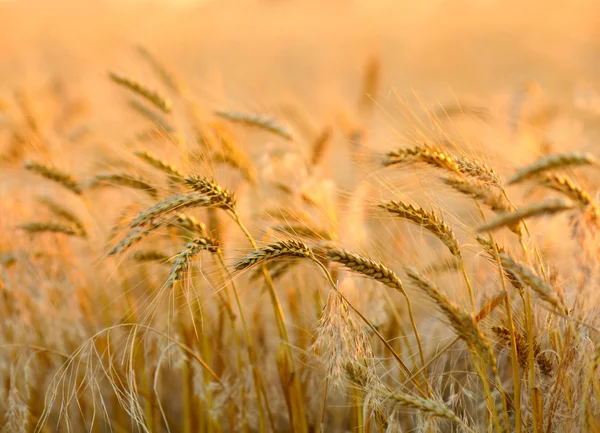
[167,237,220,288]
[214,110,293,141]
[18,222,85,237]
[133,150,186,180]
[476,198,575,232]
[130,250,169,264]
[85,173,158,198]
[38,197,85,233]
[379,200,461,257]
[183,175,236,210]
[507,151,597,185]
[234,240,314,271]
[405,267,496,369]
[128,193,217,228]
[382,144,461,174]
[24,161,82,194]
[109,72,172,114]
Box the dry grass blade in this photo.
[18,222,85,237]
[24,161,82,194]
[507,152,597,185]
[109,72,172,114]
[86,173,158,198]
[379,200,461,257]
[405,267,496,368]
[133,150,185,180]
[382,144,461,174]
[129,193,217,228]
[214,110,293,141]
[476,198,575,232]
[184,175,236,210]
[167,237,220,288]
[234,240,313,271]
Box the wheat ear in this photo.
[24,161,82,194]
[109,72,172,113]
[507,151,597,185]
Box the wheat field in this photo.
[1,1,600,432]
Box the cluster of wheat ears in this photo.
[1,47,600,433]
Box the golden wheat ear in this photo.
[109,72,172,114]
[507,151,597,185]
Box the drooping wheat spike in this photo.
[379,200,461,257]
[133,150,185,180]
[129,193,217,228]
[538,173,599,217]
[234,240,314,271]
[214,110,293,141]
[184,175,236,210]
[109,213,205,256]
[85,173,158,198]
[171,213,207,236]
[136,45,184,95]
[311,126,333,167]
[129,99,175,133]
[272,224,334,241]
[381,389,467,425]
[323,247,406,294]
[492,325,553,375]
[18,222,84,237]
[405,267,496,368]
[454,154,502,186]
[507,151,597,185]
[476,236,524,293]
[130,250,169,263]
[167,237,220,288]
[496,252,568,314]
[382,144,461,174]
[476,198,575,232]
[422,257,460,276]
[109,72,172,114]
[24,161,82,194]
[38,197,85,233]
[441,176,510,213]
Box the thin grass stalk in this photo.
[231,212,307,432]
